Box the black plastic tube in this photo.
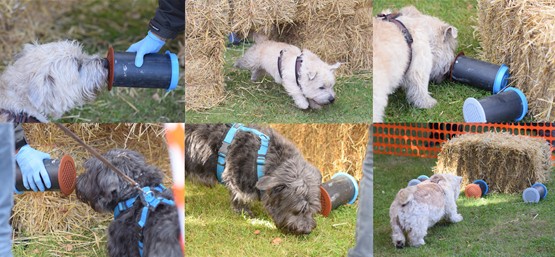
[107,47,179,91]
[451,55,509,93]
[320,172,359,217]
[463,87,528,122]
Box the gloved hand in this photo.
[15,145,51,192]
[127,31,166,67]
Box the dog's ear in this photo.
[429,174,444,184]
[256,176,280,191]
[444,26,458,40]
[329,62,341,72]
[308,71,318,80]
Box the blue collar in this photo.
[216,123,270,183]
[113,184,175,256]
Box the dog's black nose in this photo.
[395,241,405,249]
[329,96,335,103]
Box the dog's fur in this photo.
[185,124,322,235]
[234,34,340,110]
[373,6,458,122]
[389,174,463,248]
[0,40,107,122]
[76,149,182,257]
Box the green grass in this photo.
[186,44,371,123]
[374,154,555,257]
[373,0,529,122]
[52,0,184,122]
[185,181,358,256]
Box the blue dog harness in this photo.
[114,184,175,256]
[216,123,270,183]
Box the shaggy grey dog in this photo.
[186,124,322,235]
[76,149,182,257]
[0,40,107,122]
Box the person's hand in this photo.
[127,31,166,67]
[15,145,51,192]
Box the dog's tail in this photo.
[253,32,269,43]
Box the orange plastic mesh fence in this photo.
[373,123,555,163]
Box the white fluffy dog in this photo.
[234,33,341,110]
[373,6,458,122]
[0,40,107,122]
[389,174,463,248]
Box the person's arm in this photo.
[149,0,185,40]
[127,0,184,67]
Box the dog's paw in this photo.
[308,99,323,110]
[408,237,426,247]
[451,213,463,223]
[413,96,437,109]
[411,240,425,247]
[294,98,310,109]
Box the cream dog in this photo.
[389,173,463,248]
[235,33,341,110]
[0,41,107,122]
[373,6,458,122]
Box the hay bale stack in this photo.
[477,0,555,121]
[270,124,369,180]
[13,124,171,235]
[185,0,230,110]
[230,0,297,38]
[435,132,551,193]
[280,0,372,74]
[185,36,227,110]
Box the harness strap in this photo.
[278,50,284,79]
[113,184,175,257]
[295,53,304,90]
[216,123,269,183]
[377,13,414,75]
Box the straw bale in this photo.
[185,36,227,110]
[281,0,372,74]
[185,0,230,38]
[0,0,79,69]
[270,124,369,180]
[477,0,555,121]
[13,124,172,235]
[435,132,551,193]
[230,0,297,38]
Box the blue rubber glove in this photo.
[15,145,51,192]
[126,31,166,67]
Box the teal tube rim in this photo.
[165,50,179,92]
[493,64,509,94]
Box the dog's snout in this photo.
[328,96,335,103]
[395,241,405,249]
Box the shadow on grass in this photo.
[374,154,555,257]
[186,181,358,256]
